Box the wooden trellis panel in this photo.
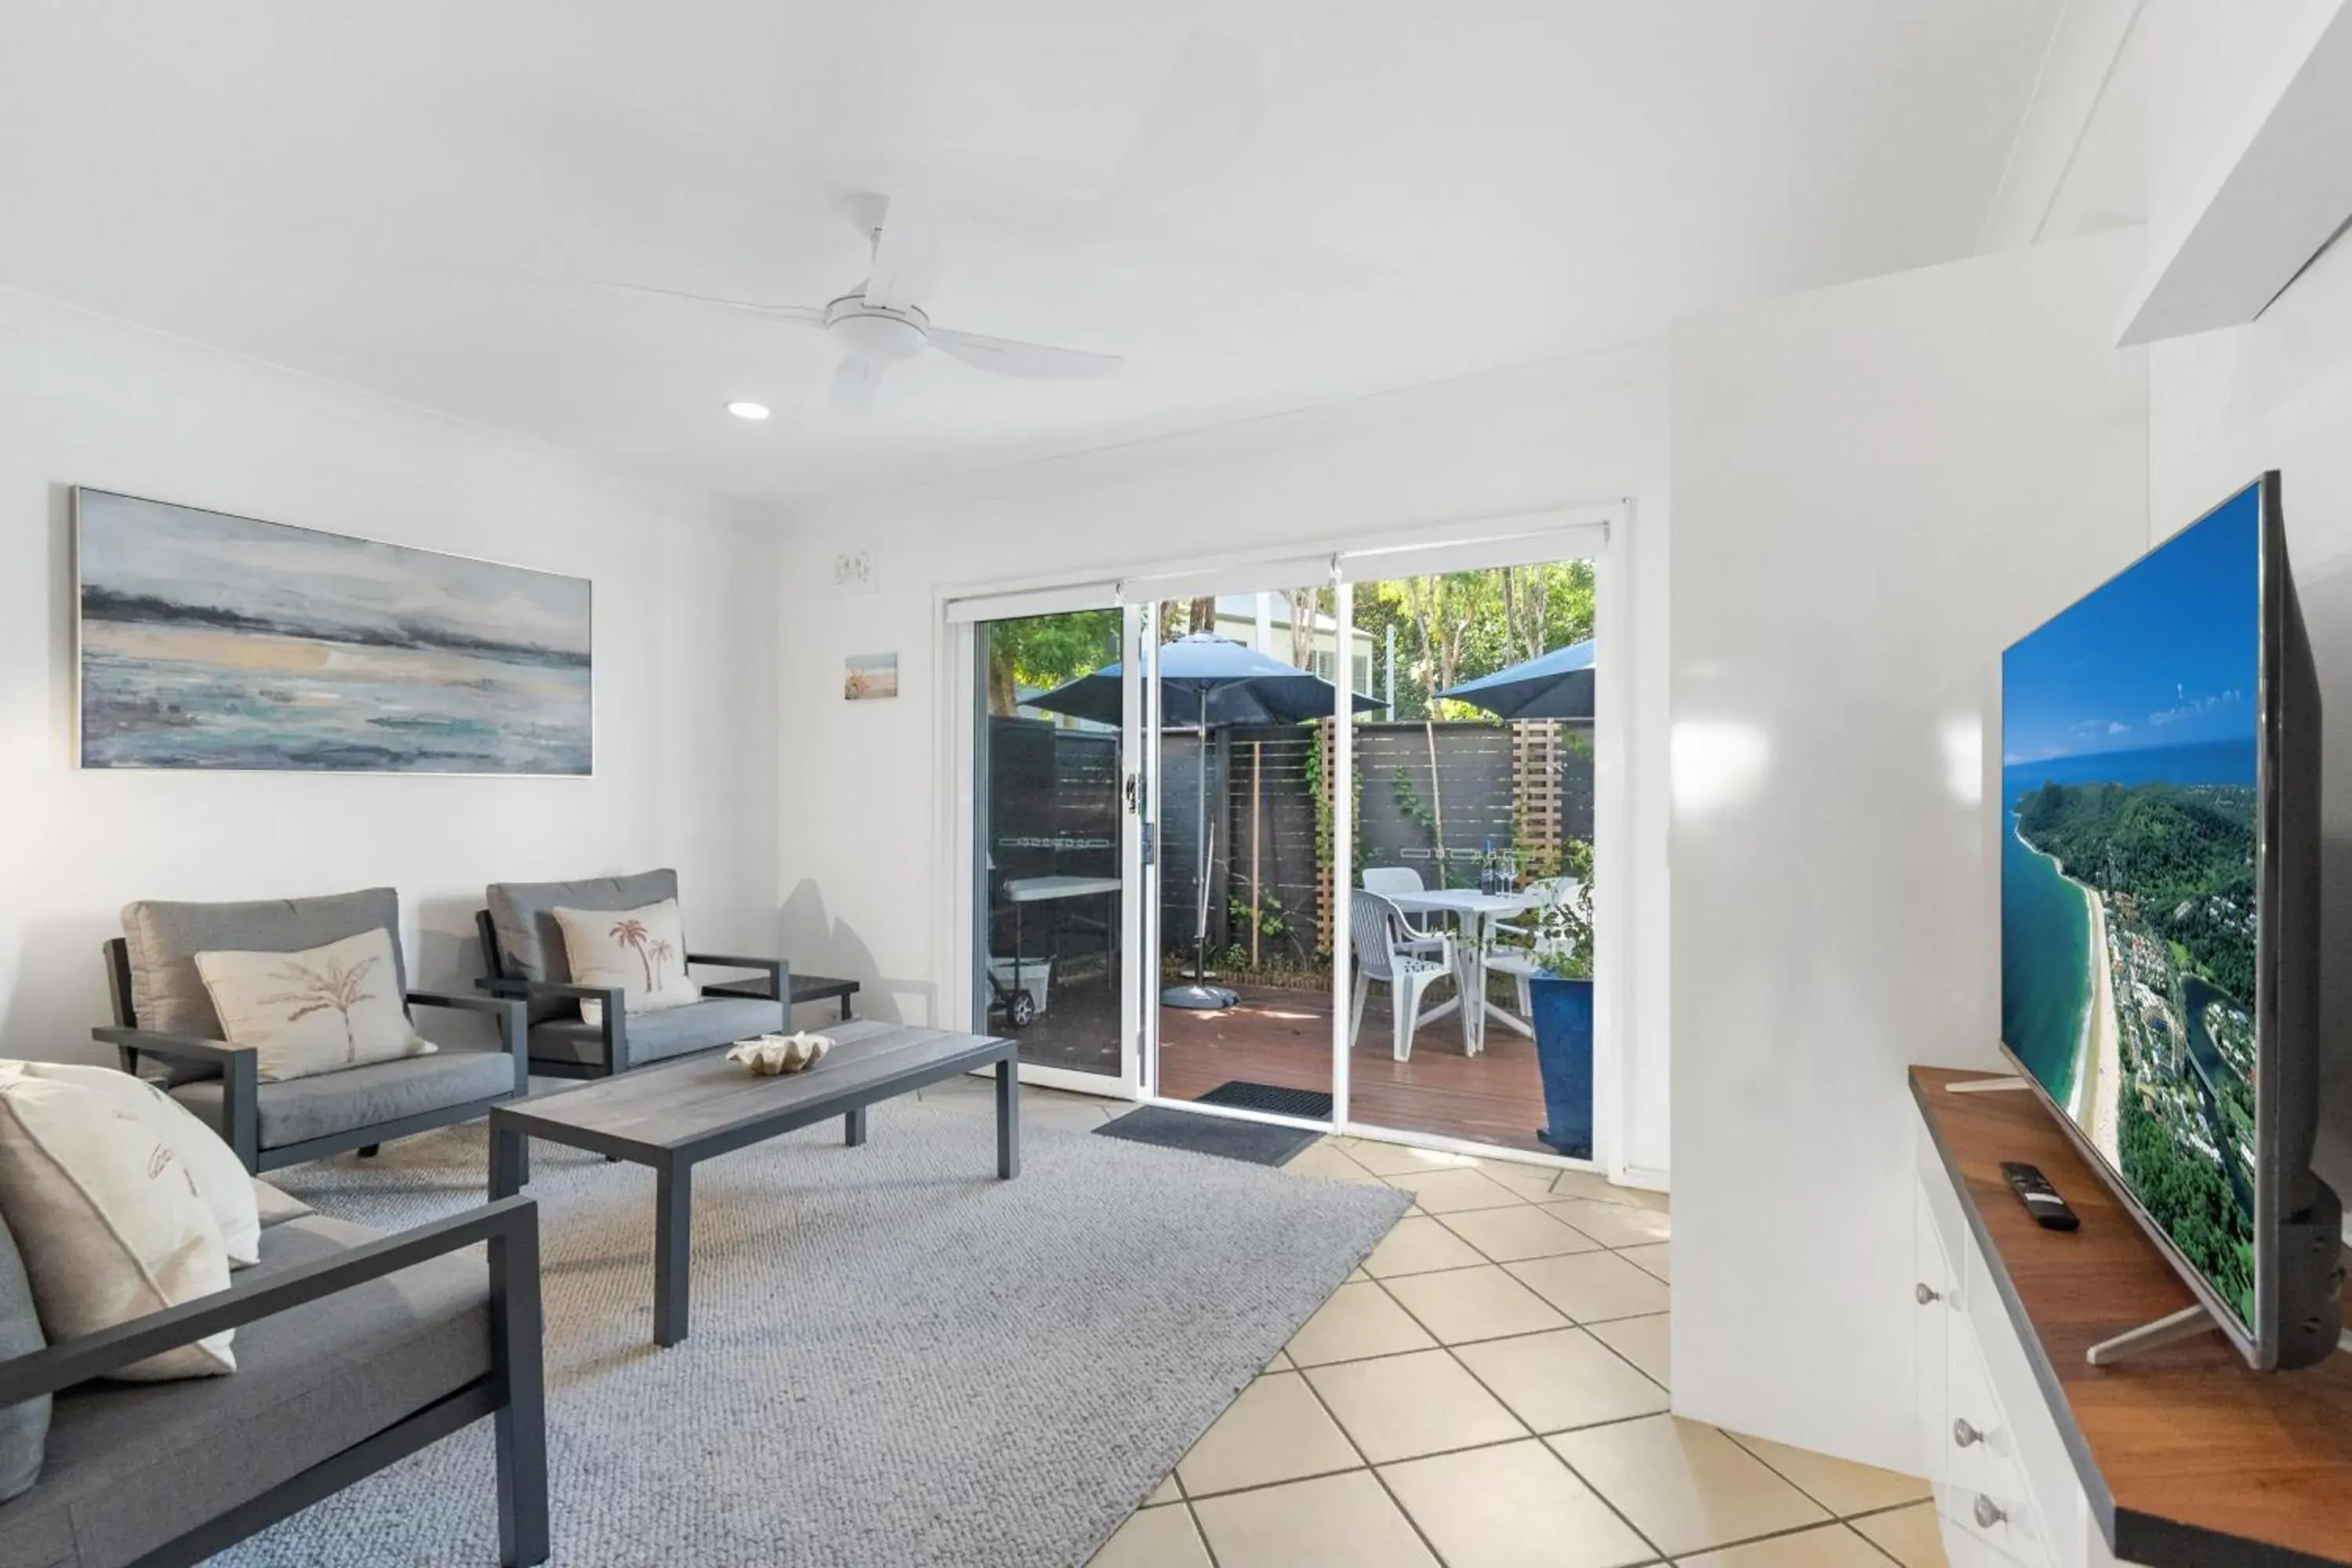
[1512,720,1564,869]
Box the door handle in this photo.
[1952,1418,1984,1448]
[1124,772,1138,813]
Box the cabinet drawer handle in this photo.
[1973,1494,2006,1529]
[1915,1283,1940,1305]
[1952,1418,1984,1448]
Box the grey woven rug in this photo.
[210,1101,1406,1567]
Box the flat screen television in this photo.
[2001,472,2342,1370]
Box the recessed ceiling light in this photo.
[726,401,770,421]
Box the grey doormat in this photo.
[1096,1105,1322,1167]
[1195,1079,1336,1120]
[212,1102,1406,1568]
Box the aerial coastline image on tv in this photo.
[2001,483,2261,1328]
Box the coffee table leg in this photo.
[844,1107,867,1146]
[996,1049,1020,1180]
[490,1121,528,1198]
[654,1156,691,1348]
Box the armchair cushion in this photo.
[486,869,677,1024]
[0,1067,234,1381]
[195,927,434,1083]
[529,993,785,1069]
[119,888,410,1084]
[551,897,701,1026]
[0,1204,45,1506]
[0,1213,491,1568]
[169,1048,517,1152]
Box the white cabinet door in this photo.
[1915,1184,1959,1485]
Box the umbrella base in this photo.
[1161,982,1239,1011]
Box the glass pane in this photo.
[1348,559,1597,1156]
[973,610,1124,1076]
[1153,589,1341,1119]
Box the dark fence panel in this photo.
[983,717,1119,961]
[990,715,1589,967]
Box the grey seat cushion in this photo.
[119,887,408,1084]
[0,1213,489,1568]
[171,1048,515,1151]
[485,869,677,1025]
[0,1204,47,1507]
[530,994,786,1069]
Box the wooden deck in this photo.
[1008,973,1550,1155]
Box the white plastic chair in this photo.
[1362,866,1437,935]
[1350,890,1468,1062]
[1487,877,1584,1014]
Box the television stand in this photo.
[1943,1075,2032,1094]
[2085,1302,2222,1367]
[1911,1065,2352,1568]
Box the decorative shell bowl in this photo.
[726,1032,834,1076]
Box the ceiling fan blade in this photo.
[862,194,944,311]
[595,279,827,328]
[928,328,1123,380]
[829,355,884,417]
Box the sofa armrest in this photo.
[471,977,630,1073]
[91,1024,246,1071]
[0,1196,540,1409]
[409,990,530,1094]
[685,953,782,973]
[93,1025,262,1166]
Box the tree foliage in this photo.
[985,610,1120,715]
[1353,561,1595,718]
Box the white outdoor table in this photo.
[997,875,1124,1017]
[1386,887,1541,1049]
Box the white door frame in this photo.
[940,591,1144,1100]
[936,501,1635,1170]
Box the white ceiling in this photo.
[0,1,2067,507]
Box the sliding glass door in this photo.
[1145,584,1345,1125]
[970,606,1139,1091]
[953,514,1615,1166]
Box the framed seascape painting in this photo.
[75,489,593,775]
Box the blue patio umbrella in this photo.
[1032,634,1379,1008]
[1437,638,1595,720]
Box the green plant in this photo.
[1530,838,1596,980]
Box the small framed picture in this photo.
[844,652,898,701]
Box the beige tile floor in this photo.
[1080,1132,1950,1568]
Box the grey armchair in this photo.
[96,887,528,1174]
[477,869,788,1078]
[0,1190,546,1568]
[475,869,790,1081]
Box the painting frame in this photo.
[73,486,596,776]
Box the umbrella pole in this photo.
[1164,691,1238,1010]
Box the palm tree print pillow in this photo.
[194,928,434,1083]
[552,898,703,1027]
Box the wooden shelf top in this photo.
[1911,1066,2352,1568]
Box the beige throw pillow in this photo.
[10,1063,260,1269]
[553,898,701,1028]
[194,928,433,1083]
[0,1065,234,1379]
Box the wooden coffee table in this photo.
[487,1020,1018,1346]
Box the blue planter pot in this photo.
[1526,975,1594,1159]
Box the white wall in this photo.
[2147,229,2352,1198]
[1668,229,2149,1472]
[775,347,1676,1175]
[0,288,780,1063]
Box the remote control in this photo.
[2000,1162,2080,1232]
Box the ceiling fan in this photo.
[611,193,1123,417]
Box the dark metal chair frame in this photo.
[0,1196,549,1568]
[472,909,791,1080]
[97,937,529,1175]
